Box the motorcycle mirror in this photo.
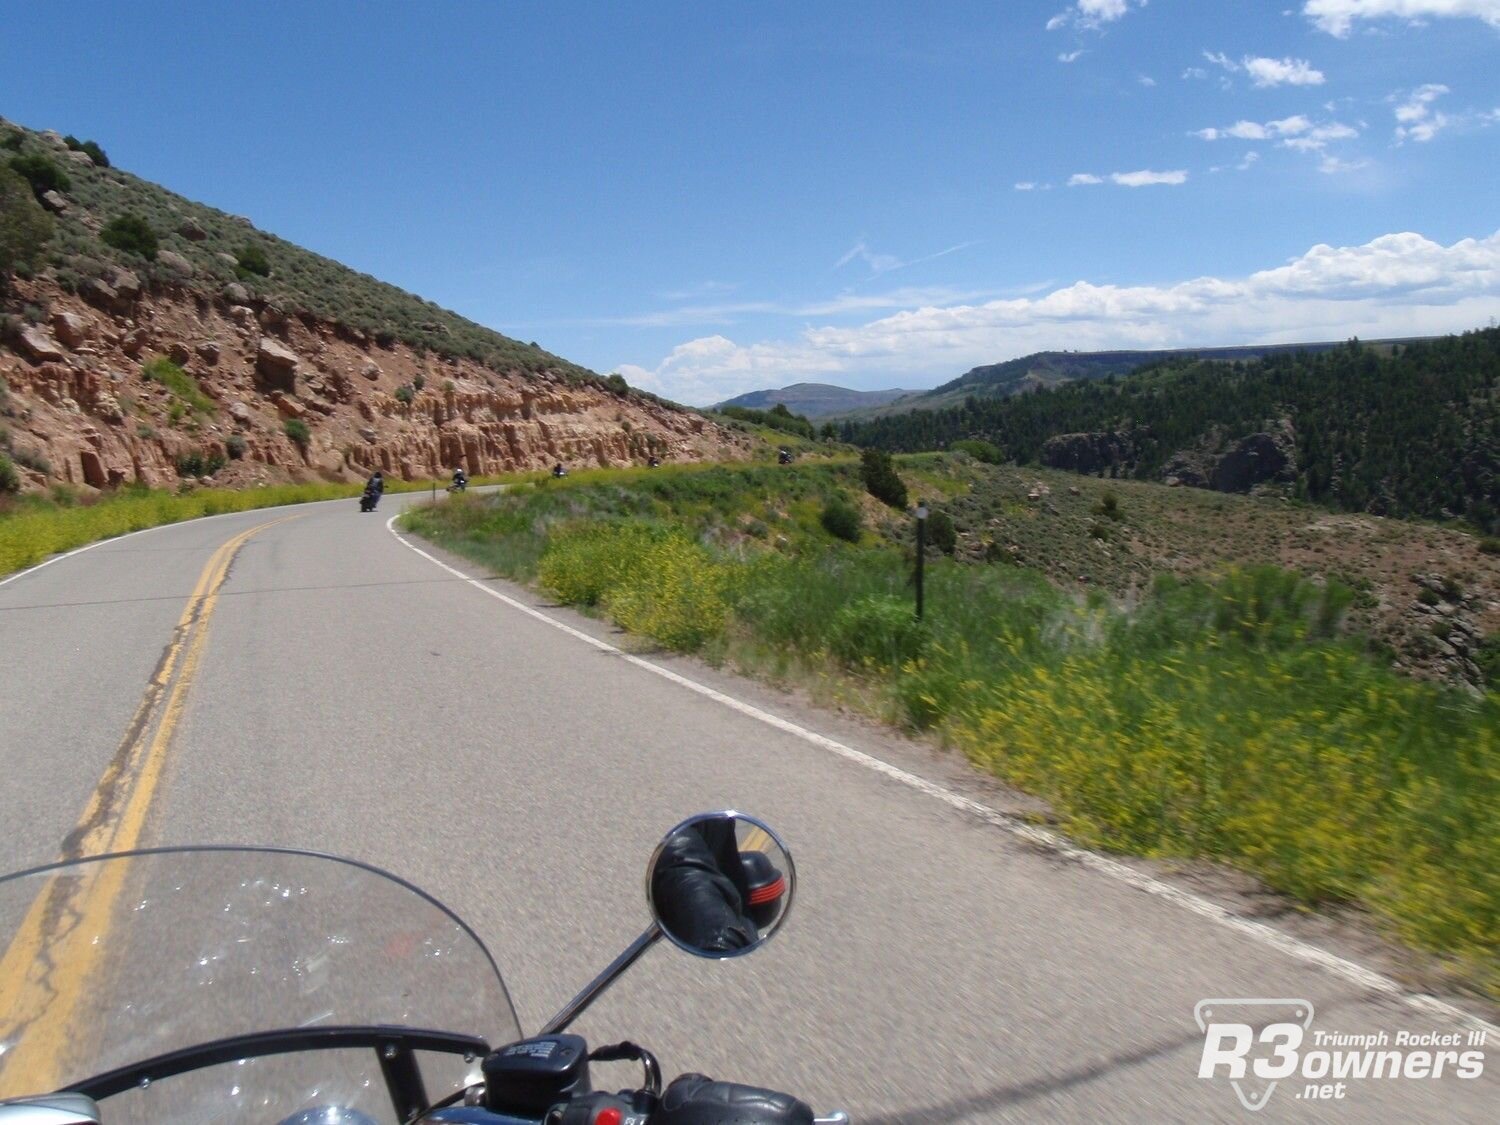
[646,811,795,959]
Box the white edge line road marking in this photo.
[391,511,1493,1033]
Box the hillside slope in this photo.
[843,331,1500,533]
[716,382,919,418]
[838,339,1435,421]
[0,120,748,491]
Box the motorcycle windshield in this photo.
[0,846,521,1122]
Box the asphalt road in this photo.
[0,492,1494,1122]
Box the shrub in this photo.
[393,384,415,405]
[1094,490,1122,521]
[236,243,271,277]
[174,451,226,478]
[860,448,908,509]
[63,136,109,167]
[539,524,666,606]
[949,439,1002,464]
[820,496,862,542]
[8,153,69,198]
[101,214,158,260]
[10,446,51,476]
[225,433,247,460]
[925,509,957,554]
[142,356,213,413]
[283,418,310,449]
[607,535,730,651]
[412,373,426,391]
[604,372,629,395]
[1476,636,1500,690]
[0,166,54,285]
[0,454,18,493]
[828,593,928,669]
[1480,537,1500,556]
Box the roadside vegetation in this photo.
[402,459,1499,996]
[0,473,508,577]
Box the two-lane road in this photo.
[1,493,1493,1121]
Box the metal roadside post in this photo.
[914,499,928,620]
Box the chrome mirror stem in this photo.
[538,924,662,1036]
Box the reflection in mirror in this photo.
[647,812,794,959]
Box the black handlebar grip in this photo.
[655,1073,814,1125]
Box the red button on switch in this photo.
[594,1109,623,1125]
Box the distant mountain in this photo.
[715,382,919,419]
[835,340,1434,422]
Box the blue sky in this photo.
[3,1,1498,404]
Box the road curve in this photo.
[1,492,1494,1122]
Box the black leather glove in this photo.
[655,1074,814,1125]
[651,823,756,953]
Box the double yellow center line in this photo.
[0,515,295,1094]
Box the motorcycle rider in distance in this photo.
[449,466,468,492]
[361,469,385,512]
[777,447,793,465]
[552,463,568,478]
[648,455,661,468]
[651,816,758,954]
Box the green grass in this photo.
[401,460,1500,995]
[141,356,214,415]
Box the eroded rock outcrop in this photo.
[1,277,751,493]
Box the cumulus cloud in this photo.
[1304,0,1500,37]
[1195,115,1314,142]
[1047,0,1147,31]
[1205,52,1326,87]
[1194,114,1358,155]
[1069,169,1185,186]
[1110,169,1188,185]
[1244,56,1327,86]
[1394,83,1452,141]
[614,231,1500,405]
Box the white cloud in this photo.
[1389,84,1500,141]
[1282,121,1361,149]
[1394,83,1452,141]
[1015,181,1039,191]
[1319,154,1372,172]
[1194,114,1358,154]
[1110,169,1188,186]
[1047,0,1147,31]
[1139,74,1157,86]
[1243,56,1327,87]
[1182,66,1208,79]
[1059,49,1086,62]
[1238,151,1262,170]
[833,238,902,275]
[1070,168,1185,186]
[617,230,1500,404]
[1305,0,1500,37]
[1205,52,1326,87]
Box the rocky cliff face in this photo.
[1,276,750,492]
[1037,420,1298,495]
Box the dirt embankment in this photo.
[1,274,749,491]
